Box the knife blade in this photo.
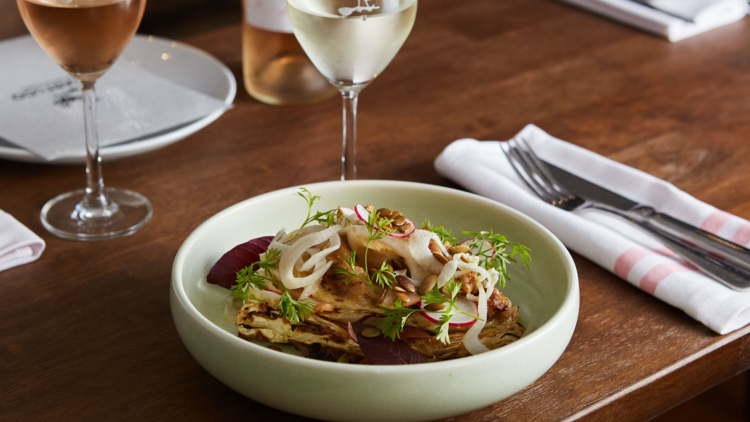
[542,161,639,210]
[542,158,750,264]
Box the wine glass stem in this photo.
[341,90,359,181]
[80,80,109,211]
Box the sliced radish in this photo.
[347,321,359,344]
[389,218,416,238]
[338,206,360,225]
[354,204,370,224]
[257,288,282,301]
[354,204,415,238]
[459,239,496,261]
[420,296,479,327]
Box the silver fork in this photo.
[501,136,750,291]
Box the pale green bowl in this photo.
[171,181,579,422]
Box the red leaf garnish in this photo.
[351,323,428,365]
[207,236,274,289]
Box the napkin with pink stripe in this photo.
[435,124,750,335]
[0,210,45,272]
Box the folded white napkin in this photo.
[560,0,747,42]
[0,210,45,272]
[435,124,750,335]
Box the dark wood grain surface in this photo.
[2,0,750,421]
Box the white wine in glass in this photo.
[17,0,152,240]
[286,0,417,180]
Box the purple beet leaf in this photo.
[352,323,428,365]
[207,236,274,289]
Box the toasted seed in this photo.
[361,327,382,338]
[365,204,375,213]
[441,286,450,296]
[391,211,402,218]
[433,252,449,264]
[425,303,445,312]
[338,354,350,364]
[420,275,438,295]
[460,255,471,263]
[314,302,335,313]
[393,285,406,292]
[267,345,282,352]
[320,240,331,251]
[376,208,393,218]
[428,239,441,254]
[449,245,471,255]
[399,224,410,233]
[395,291,410,303]
[392,216,406,227]
[396,274,416,292]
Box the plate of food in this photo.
[170,181,579,422]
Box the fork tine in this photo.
[501,141,560,204]
[515,136,572,197]
[508,138,563,202]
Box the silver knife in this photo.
[543,160,750,290]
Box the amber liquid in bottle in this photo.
[242,0,336,105]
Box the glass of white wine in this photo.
[17,0,151,240]
[286,0,417,180]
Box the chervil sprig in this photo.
[332,210,397,287]
[422,219,460,245]
[381,277,482,345]
[232,248,314,324]
[297,188,337,228]
[382,298,422,341]
[230,248,281,301]
[278,290,315,324]
[461,230,531,288]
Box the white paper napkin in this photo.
[0,210,45,272]
[0,36,228,161]
[435,124,750,335]
[559,0,747,42]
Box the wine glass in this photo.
[17,0,151,240]
[286,0,417,180]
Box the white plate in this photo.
[0,35,236,165]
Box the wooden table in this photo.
[3,1,750,420]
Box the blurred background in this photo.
[0,0,241,39]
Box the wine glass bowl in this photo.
[17,0,151,240]
[286,0,417,179]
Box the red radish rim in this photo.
[338,206,358,223]
[263,289,282,295]
[347,321,359,344]
[419,297,478,327]
[389,218,416,238]
[459,239,496,261]
[354,204,369,224]
[354,204,415,238]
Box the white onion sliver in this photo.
[300,233,341,272]
[279,225,341,289]
[300,260,326,300]
[463,284,490,355]
[408,230,446,276]
[436,260,458,288]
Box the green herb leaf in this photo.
[230,248,282,302]
[297,187,337,228]
[278,290,315,324]
[382,298,422,341]
[422,220,460,244]
[461,230,531,288]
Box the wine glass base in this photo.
[41,187,152,241]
